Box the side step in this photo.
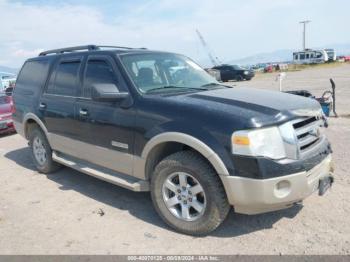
[52,152,149,192]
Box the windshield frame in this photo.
[117,52,220,96]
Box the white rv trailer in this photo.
[325,49,337,61]
[293,49,328,64]
[0,72,16,92]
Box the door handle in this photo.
[79,109,88,116]
[39,103,46,110]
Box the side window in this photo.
[83,59,118,98]
[15,60,50,95]
[300,53,305,60]
[306,53,310,59]
[47,60,81,96]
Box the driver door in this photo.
[74,55,135,176]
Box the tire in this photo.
[29,127,61,174]
[236,75,243,81]
[151,151,230,236]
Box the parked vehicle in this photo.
[264,64,273,73]
[0,72,16,92]
[344,56,350,62]
[13,45,334,235]
[337,56,345,62]
[0,94,15,135]
[212,64,255,82]
[325,49,336,62]
[293,49,328,64]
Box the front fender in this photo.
[139,121,234,177]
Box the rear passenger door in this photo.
[39,56,83,155]
[74,55,135,176]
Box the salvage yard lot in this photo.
[0,64,349,255]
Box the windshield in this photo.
[120,53,219,93]
[232,65,246,70]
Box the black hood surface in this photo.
[166,87,322,129]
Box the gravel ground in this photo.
[0,64,349,255]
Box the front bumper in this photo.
[0,119,15,135]
[221,154,333,215]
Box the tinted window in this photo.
[84,59,118,97]
[306,54,310,59]
[15,60,50,94]
[300,53,305,60]
[47,61,81,96]
[316,52,322,58]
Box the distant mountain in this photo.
[227,43,350,65]
[0,65,19,74]
[227,49,292,65]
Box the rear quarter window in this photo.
[15,60,50,95]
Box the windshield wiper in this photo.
[201,82,231,88]
[146,85,208,93]
[200,82,222,88]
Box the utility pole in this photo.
[299,20,311,50]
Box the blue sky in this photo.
[1,0,349,67]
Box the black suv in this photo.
[213,64,255,82]
[13,45,333,235]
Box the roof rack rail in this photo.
[97,45,134,50]
[39,45,148,56]
[39,45,99,56]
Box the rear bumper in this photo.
[221,154,333,214]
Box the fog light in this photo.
[274,180,291,198]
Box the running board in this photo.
[52,152,149,192]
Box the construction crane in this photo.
[195,29,221,66]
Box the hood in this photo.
[169,87,322,128]
[0,96,13,115]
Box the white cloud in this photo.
[0,0,349,68]
[13,48,44,57]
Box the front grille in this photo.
[292,116,323,153]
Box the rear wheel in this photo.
[29,127,61,173]
[151,151,230,236]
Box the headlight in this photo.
[243,71,249,75]
[232,126,286,159]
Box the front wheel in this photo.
[236,75,243,81]
[151,151,230,236]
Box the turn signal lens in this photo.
[232,136,250,146]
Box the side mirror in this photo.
[91,83,129,102]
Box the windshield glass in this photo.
[232,65,246,70]
[120,53,219,93]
